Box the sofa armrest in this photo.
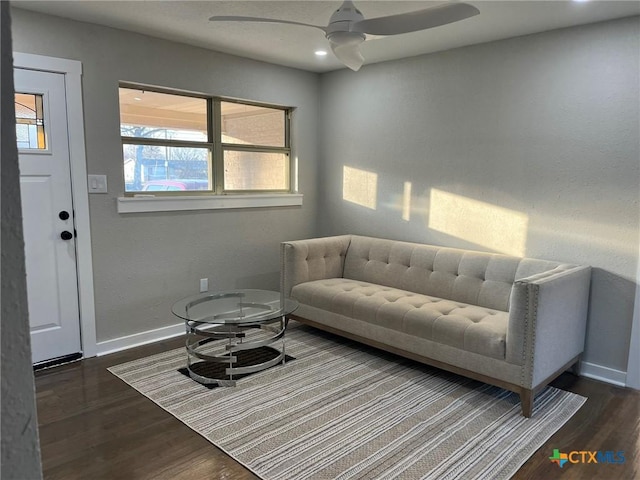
[506,265,591,388]
[280,235,352,297]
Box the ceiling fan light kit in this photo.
[209,1,480,72]
[326,1,367,70]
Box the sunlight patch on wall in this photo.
[343,166,377,210]
[429,189,528,257]
[402,182,412,221]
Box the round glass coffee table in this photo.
[171,289,298,386]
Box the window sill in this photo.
[117,193,303,214]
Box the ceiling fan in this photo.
[209,1,480,72]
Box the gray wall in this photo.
[8,8,639,375]
[10,8,320,342]
[318,17,640,373]
[1,3,43,478]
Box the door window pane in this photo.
[119,88,207,142]
[221,102,285,147]
[15,93,46,149]
[123,144,211,192]
[223,150,289,191]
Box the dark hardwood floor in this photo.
[35,334,639,480]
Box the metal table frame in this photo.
[172,290,298,386]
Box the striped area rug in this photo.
[108,322,586,480]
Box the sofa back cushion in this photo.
[343,236,560,312]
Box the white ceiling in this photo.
[12,1,640,72]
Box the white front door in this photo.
[15,67,82,364]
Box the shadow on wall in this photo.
[235,271,280,291]
[584,268,636,369]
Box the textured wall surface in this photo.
[10,8,320,342]
[0,3,43,478]
[318,17,640,373]
[8,7,639,376]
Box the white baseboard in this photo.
[96,322,184,356]
[579,361,627,387]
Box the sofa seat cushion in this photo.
[291,278,508,360]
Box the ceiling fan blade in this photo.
[209,15,327,32]
[353,2,479,36]
[331,41,365,72]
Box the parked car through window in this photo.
[119,85,292,195]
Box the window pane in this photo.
[119,88,207,142]
[123,144,211,192]
[223,150,289,191]
[221,102,285,147]
[15,93,45,149]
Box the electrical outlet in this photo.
[199,278,208,292]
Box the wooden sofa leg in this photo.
[520,389,533,418]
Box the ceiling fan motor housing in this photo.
[326,0,366,43]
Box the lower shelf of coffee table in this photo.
[186,345,288,386]
[185,318,288,386]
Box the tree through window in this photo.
[119,86,291,194]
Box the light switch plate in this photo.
[88,174,108,194]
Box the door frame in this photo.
[14,52,97,358]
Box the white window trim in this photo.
[117,193,303,214]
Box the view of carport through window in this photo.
[119,86,291,194]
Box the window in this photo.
[119,86,291,195]
[15,93,46,150]
[221,102,289,192]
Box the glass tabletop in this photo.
[171,289,298,325]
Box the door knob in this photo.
[59,210,70,220]
[60,231,73,241]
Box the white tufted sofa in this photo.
[281,235,591,417]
